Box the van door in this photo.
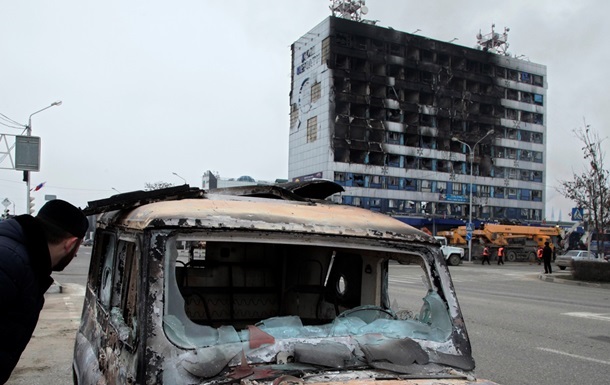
[106,238,140,383]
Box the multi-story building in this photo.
[288,13,547,228]
[201,170,283,190]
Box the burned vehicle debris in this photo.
[73,183,499,384]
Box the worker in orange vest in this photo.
[497,246,505,265]
[482,246,491,265]
[536,246,543,265]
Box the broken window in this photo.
[112,240,139,348]
[506,88,518,101]
[335,54,350,70]
[98,233,117,309]
[353,35,367,50]
[164,236,453,354]
[372,63,386,76]
[306,117,318,143]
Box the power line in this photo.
[0,113,25,127]
[0,121,24,129]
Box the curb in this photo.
[537,273,610,289]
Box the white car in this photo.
[555,250,598,270]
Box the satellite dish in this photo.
[361,5,368,14]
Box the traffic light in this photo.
[29,197,35,214]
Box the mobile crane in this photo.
[438,223,563,262]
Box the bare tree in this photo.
[558,121,609,255]
[144,181,174,191]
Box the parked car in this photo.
[73,183,500,385]
[555,250,598,270]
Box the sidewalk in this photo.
[537,271,610,289]
[5,283,85,385]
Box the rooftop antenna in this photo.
[330,0,374,24]
[476,23,510,55]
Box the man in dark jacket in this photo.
[0,199,88,384]
[542,241,553,274]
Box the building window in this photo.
[321,37,330,64]
[452,182,462,195]
[334,172,346,184]
[479,185,490,198]
[290,104,298,129]
[437,181,447,193]
[311,82,321,103]
[306,117,317,142]
[421,180,432,192]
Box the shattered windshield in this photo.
[163,235,460,379]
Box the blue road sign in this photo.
[571,208,584,221]
[466,232,472,242]
[466,222,473,232]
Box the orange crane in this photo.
[438,224,562,262]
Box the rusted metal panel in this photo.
[115,198,431,242]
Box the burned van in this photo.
[73,183,498,384]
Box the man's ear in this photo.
[64,236,80,252]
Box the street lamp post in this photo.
[452,129,494,262]
[25,101,62,214]
[172,172,187,185]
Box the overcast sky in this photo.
[1,0,607,220]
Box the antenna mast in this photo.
[329,0,370,22]
[476,24,510,55]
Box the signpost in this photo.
[466,222,473,243]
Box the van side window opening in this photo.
[163,236,452,349]
[98,234,117,308]
[110,240,139,347]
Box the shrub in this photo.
[572,260,610,282]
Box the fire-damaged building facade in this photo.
[288,15,547,227]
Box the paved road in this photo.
[393,262,610,385]
[6,252,610,385]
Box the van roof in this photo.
[88,182,430,243]
[101,195,427,242]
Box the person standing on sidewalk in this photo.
[0,199,88,384]
[542,241,553,274]
[497,246,505,265]
[481,245,491,265]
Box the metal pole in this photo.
[172,172,187,185]
[25,101,62,214]
[468,144,473,262]
[452,129,494,262]
[25,119,32,214]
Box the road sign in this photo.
[466,232,472,242]
[2,198,10,208]
[466,222,473,232]
[571,208,584,221]
[15,135,41,171]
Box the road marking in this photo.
[537,347,610,366]
[563,312,610,322]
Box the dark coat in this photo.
[0,216,53,384]
[542,244,553,261]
